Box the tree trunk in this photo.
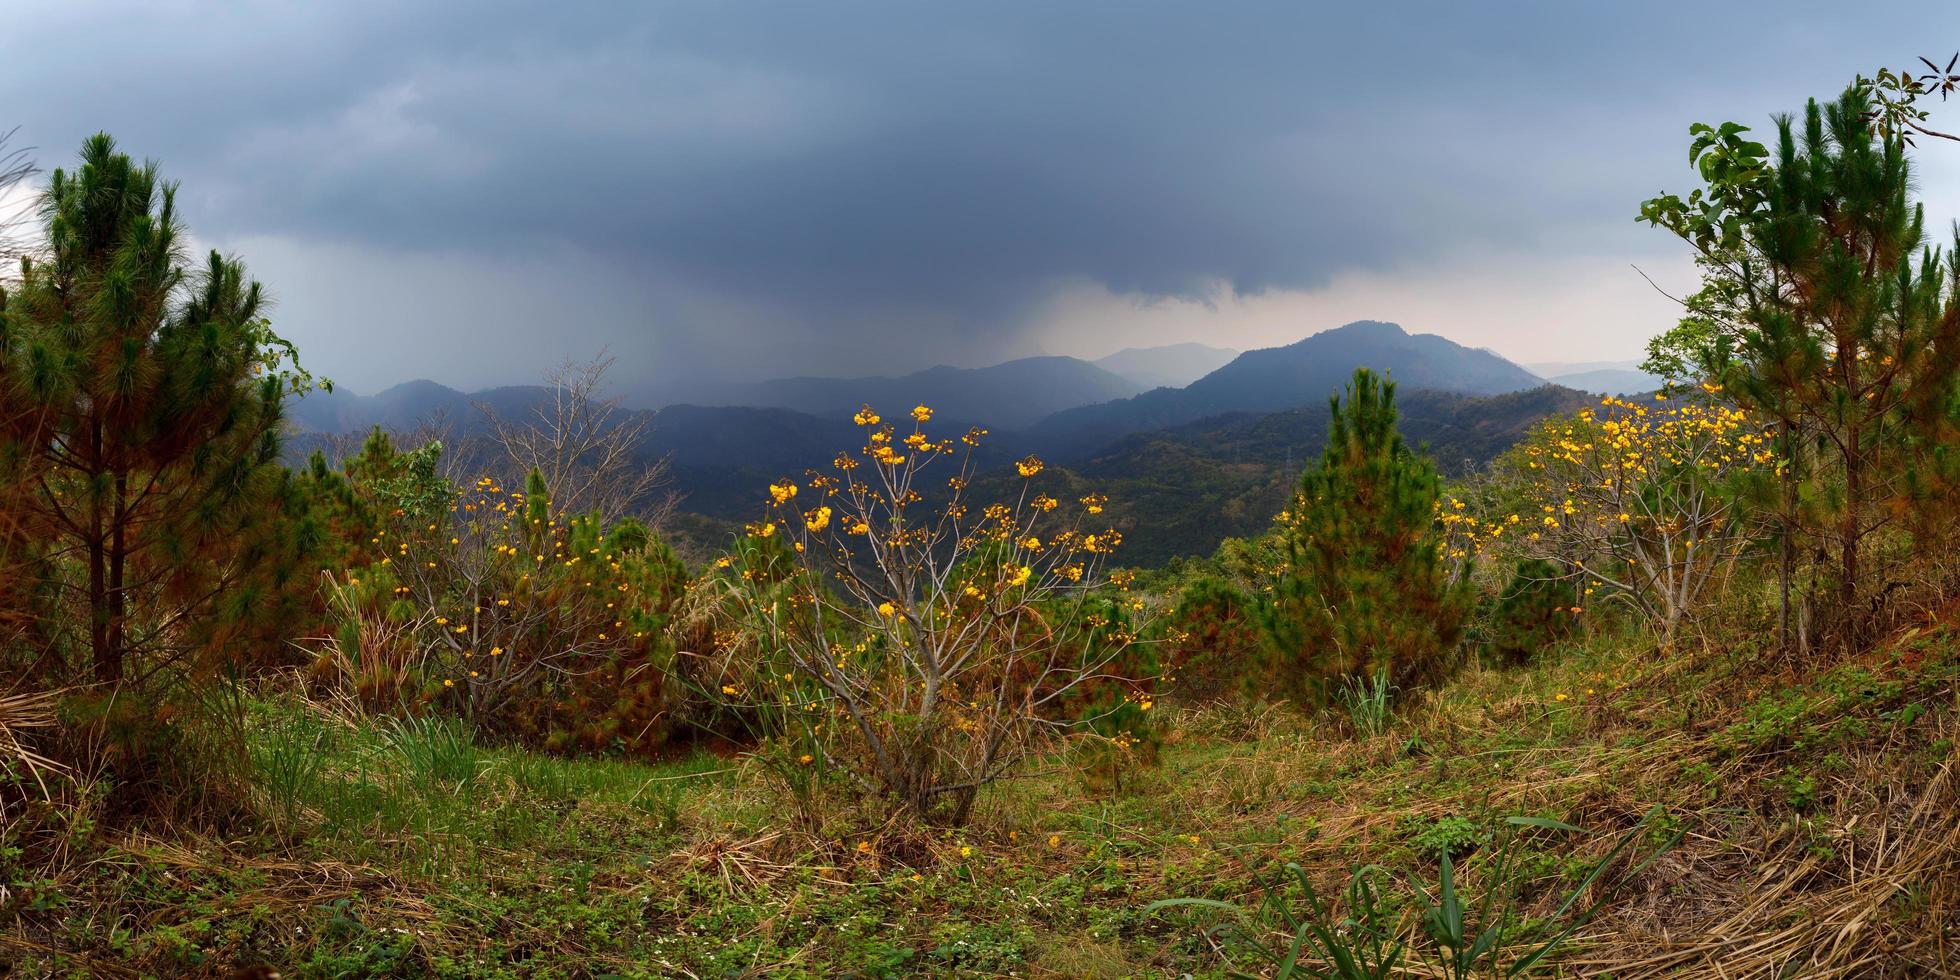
[88,420,118,683]
[89,531,113,683]
[108,471,128,680]
[1840,424,1861,651]
[1778,423,1796,653]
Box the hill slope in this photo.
[34,595,1956,975]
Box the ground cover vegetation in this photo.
[2,60,1960,978]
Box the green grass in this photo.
[8,619,1959,977]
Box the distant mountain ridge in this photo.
[1540,369,1664,394]
[680,355,1142,430]
[1093,343,1238,390]
[287,320,1583,565]
[1028,320,1547,457]
[288,379,475,434]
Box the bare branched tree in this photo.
[476,354,674,526]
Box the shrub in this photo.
[717,403,1149,824]
[1484,559,1580,666]
[317,447,690,756]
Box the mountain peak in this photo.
[1306,320,1408,343]
[375,378,463,399]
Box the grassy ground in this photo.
[4,616,1957,978]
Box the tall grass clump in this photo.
[1334,666,1395,738]
[379,715,481,792]
[249,711,333,833]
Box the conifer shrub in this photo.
[1159,574,1263,704]
[1484,558,1581,666]
[1254,369,1472,703]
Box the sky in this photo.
[3,1,1958,399]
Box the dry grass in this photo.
[0,687,65,798]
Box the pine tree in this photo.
[1485,558,1579,666]
[1161,575,1261,703]
[1255,369,1470,699]
[1642,88,1960,648]
[0,133,319,684]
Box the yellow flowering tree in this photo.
[721,403,1145,825]
[1499,393,1771,638]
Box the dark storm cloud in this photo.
[1,0,1945,389]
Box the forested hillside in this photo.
[4,45,1960,980]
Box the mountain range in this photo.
[290,321,1625,563]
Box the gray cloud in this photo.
[2,0,1951,392]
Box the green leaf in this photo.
[1503,815,1585,833]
